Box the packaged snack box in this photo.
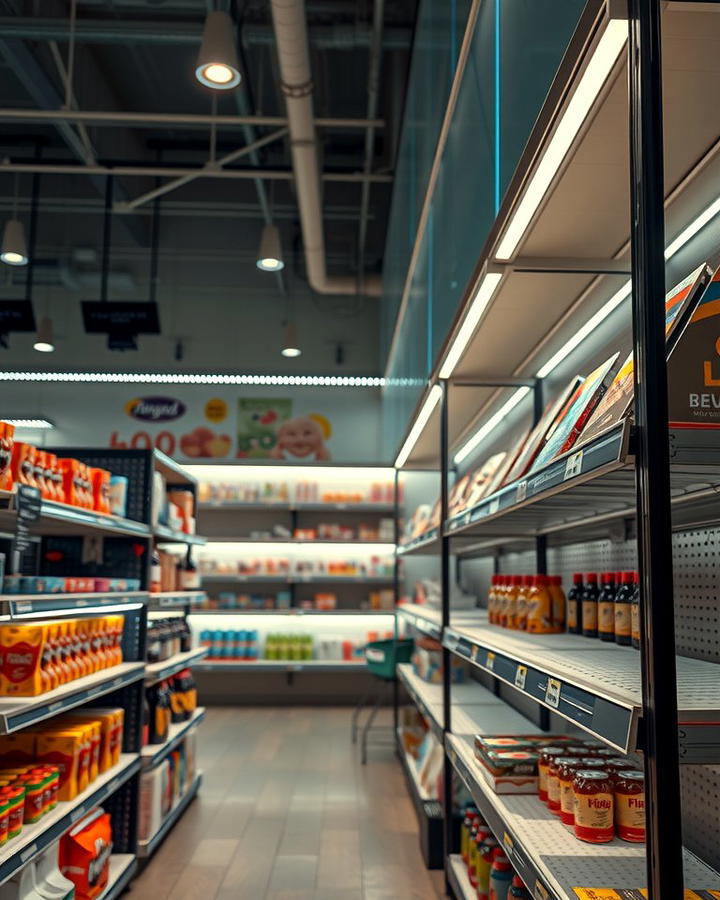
[10,442,37,489]
[0,733,36,768]
[60,807,112,900]
[90,468,111,515]
[0,422,15,490]
[35,731,84,801]
[0,624,47,695]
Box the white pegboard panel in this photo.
[681,765,720,872]
[672,528,720,664]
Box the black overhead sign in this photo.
[82,302,161,336]
[0,301,36,334]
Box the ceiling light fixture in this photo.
[0,371,384,387]
[4,418,54,429]
[495,18,627,261]
[281,322,301,358]
[195,11,241,90]
[439,269,504,378]
[33,316,55,353]
[1,218,28,266]
[395,384,443,469]
[454,386,531,465]
[256,225,285,272]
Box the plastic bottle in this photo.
[549,575,566,633]
[504,576,521,629]
[597,572,616,642]
[509,875,532,899]
[526,575,553,634]
[496,576,508,626]
[467,822,480,890]
[477,835,499,900]
[631,574,641,650]
[614,571,634,646]
[488,576,498,624]
[489,853,513,900]
[567,573,583,634]
[515,575,532,631]
[472,823,491,894]
[581,573,599,638]
[460,806,475,864]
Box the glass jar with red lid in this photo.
[614,770,645,842]
[538,747,566,803]
[547,755,567,814]
[572,770,615,843]
[557,758,586,825]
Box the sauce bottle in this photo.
[492,576,505,626]
[461,807,478,864]
[509,875,532,899]
[487,577,498,624]
[581,573,599,639]
[489,853,513,900]
[631,574,641,649]
[549,575,566,633]
[614,572,634,646]
[614,770,645,842]
[515,575,531,631]
[567,573,583,634]
[472,824,492,896]
[597,572,616,642]
[526,575,553,634]
[504,575,521,629]
[477,835,499,900]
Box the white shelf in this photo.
[447,854,475,900]
[153,524,206,546]
[444,614,720,760]
[199,501,394,513]
[145,646,208,684]
[97,854,137,900]
[189,608,394,616]
[0,662,145,734]
[200,573,394,584]
[141,707,206,769]
[0,754,139,885]
[195,659,366,673]
[396,604,443,639]
[149,591,206,608]
[447,734,720,900]
[0,592,148,618]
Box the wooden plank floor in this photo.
[131,707,445,900]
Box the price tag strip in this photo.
[573,891,720,900]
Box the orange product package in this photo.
[79,462,93,510]
[32,450,49,499]
[106,615,125,666]
[10,442,37,489]
[58,458,85,507]
[35,730,84,801]
[0,733,36,768]
[61,716,101,783]
[90,468,111,515]
[69,709,123,773]
[60,807,113,900]
[0,624,48,696]
[0,422,15,490]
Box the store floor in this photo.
[132,707,444,899]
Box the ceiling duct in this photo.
[269,0,382,297]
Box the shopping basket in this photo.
[364,637,414,679]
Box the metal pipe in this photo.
[0,163,392,184]
[269,0,381,296]
[48,41,96,165]
[120,127,288,210]
[357,0,385,286]
[439,379,453,890]
[0,108,382,130]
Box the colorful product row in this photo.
[0,617,124,696]
[0,708,124,803]
[487,575,566,633]
[139,733,196,844]
[144,669,197,746]
[460,807,530,899]
[197,479,396,505]
[146,617,193,665]
[199,556,395,578]
[199,630,261,661]
[2,575,141,595]
[567,571,640,646]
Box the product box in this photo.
[0,624,47,695]
[0,733,36,768]
[139,761,170,842]
[473,746,540,794]
[60,807,113,900]
[35,731,85,801]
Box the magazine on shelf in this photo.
[487,427,530,495]
[530,353,619,470]
[462,452,507,510]
[501,377,583,484]
[577,262,714,447]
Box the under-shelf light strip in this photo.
[395,384,443,468]
[3,418,54,429]
[439,272,503,379]
[453,387,531,465]
[0,372,384,388]
[495,18,628,261]
[1,601,146,620]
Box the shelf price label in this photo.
[545,678,562,709]
[534,881,549,900]
[564,449,583,480]
[515,665,528,690]
[486,652,495,672]
[516,481,528,503]
[502,832,514,858]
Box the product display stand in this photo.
[392,2,720,897]
[0,448,208,893]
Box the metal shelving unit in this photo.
[145,646,208,684]
[97,854,137,900]
[137,773,202,859]
[389,2,720,896]
[0,591,149,618]
[140,708,206,769]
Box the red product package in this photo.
[60,807,113,899]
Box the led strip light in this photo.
[0,372,384,388]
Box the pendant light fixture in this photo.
[256,224,285,272]
[195,10,241,90]
[1,219,28,266]
[281,321,301,358]
[33,316,55,353]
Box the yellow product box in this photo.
[0,624,48,695]
[71,709,124,772]
[0,733,36,767]
[60,716,101,783]
[35,731,84,802]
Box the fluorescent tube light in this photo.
[453,386,531,465]
[0,372,384,388]
[4,418,54,429]
[495,19,627,261]
[439,271,503,378]
[665,195,720,260]
[535,279,632,378]
[394,384,443,469]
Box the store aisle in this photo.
[131,707,444,900]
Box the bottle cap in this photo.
[512,574,522,585]
[572,572,583,584]
[552,575,562,585]
[632,571,640,583]
[492,853,512,871]
[523,574,533,586]
[586,572,598,582]
[601,572,613,584]
[512,875,527,887]
[621,571,634,583]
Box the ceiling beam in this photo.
[0,19,412,50]
[0,108,383,130]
